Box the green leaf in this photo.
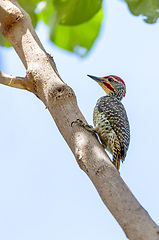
[53,0,103,26]
[50,9,103,56]
[18,0,39,27]
[36,0,54,25]
[125,0,159,23]
[0,0,103,54]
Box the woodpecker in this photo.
[72,74,130,170]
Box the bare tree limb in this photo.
[0,71,27,89]
[0,1,159,239]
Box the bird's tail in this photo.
[113,144,121,170]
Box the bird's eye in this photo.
[108,77,113,82]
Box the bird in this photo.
[72,74,130,170]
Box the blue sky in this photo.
[0,0,159,239]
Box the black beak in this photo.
[87,74,104,83]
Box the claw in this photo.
[71,119,95,134]
[71,119,83,127]
[71,121,75,127]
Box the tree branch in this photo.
[0,71,27,89]
[0,1,159,239]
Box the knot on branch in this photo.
[0,3,23,35]
[49,84,76,103]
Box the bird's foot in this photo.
[71,119,95,133]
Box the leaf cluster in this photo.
[0,0,159,56]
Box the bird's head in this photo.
[87,74,126,101]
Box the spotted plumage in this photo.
[72,74,130,170]
[93,95,130,167]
